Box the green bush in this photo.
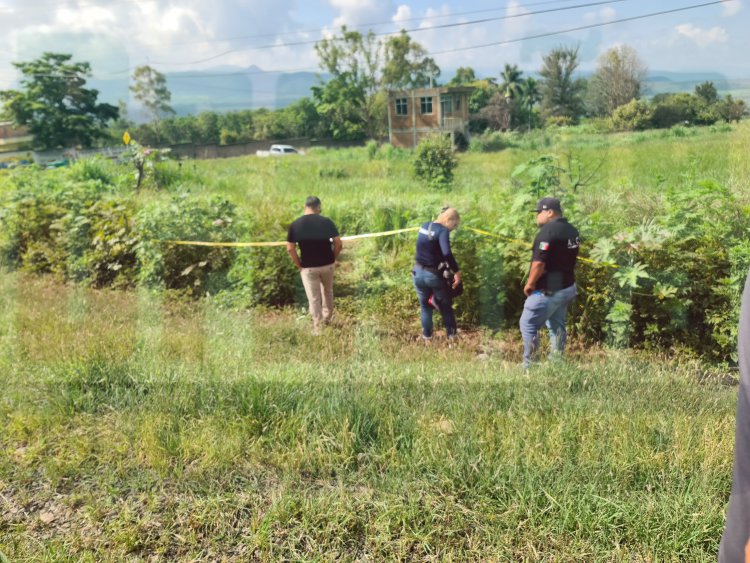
[413,135,458,189]
[84,200,139,289]
[612,99,653,131]
[136,194,238,294]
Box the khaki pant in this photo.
[300,264,335,328]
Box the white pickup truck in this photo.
[256,144,304,157]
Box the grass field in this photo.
[0,274,738,561]
[1,122,749,560]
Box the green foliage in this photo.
[123,139,172,190]
[136,195,238,294]
[612,99,653,131]
[538,46,587,124]
[129,65,174,143]
[0,52,118,149]
[84,200,139,289]
[413,135,458,189]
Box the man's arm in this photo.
[524,261,545,296]
[332,236,342,261]
[286,242,302,270]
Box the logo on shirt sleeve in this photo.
[539,241,550,251]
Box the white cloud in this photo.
[723,0,742,16]
[675,23,729,47]
[392,4,411,25]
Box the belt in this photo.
[413,262,440,274]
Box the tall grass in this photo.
[0,275,737,560]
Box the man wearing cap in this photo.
[287,196,342,332]
[519,197,580,369]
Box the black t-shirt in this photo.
[287,214,340,267]
[530,217,580,291]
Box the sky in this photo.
[0,0,746,94]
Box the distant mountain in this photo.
[88,65,326,122]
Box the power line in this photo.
[431,0,732,54]
[9,0,734,83]
[119,0,733,80]
[140,0,631,69]
[164,0,600,47]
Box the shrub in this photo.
[413,135,458,189]
[84,200,139,289]
[611,99,653,131]
[136,194,238,294]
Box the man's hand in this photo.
[524,282,535,297]
[452,271,462,289]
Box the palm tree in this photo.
[499,63,523,99]
[518,77,541,131]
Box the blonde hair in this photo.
[435,207,460,230]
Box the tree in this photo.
[538,46,586,123]
[0,52,118,149]
[499,63,523,99]
[716,95,747,123]
[518,77,542,131]
[694,81,719,105]
[586,45,647,117]
[478,92,512,131]
[382,30,440,89]
[312,27,383,140]
[448,67,476,86]
[130,65,175,143]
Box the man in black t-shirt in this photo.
[286,196,342,331]
[519,197,580,369]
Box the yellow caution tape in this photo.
[342,227,419,241]
[163,225,619,270]
[163,240,286,247]
[162,226,420,248]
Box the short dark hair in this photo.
[305,196,321,209]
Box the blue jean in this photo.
[413,267,457,338]
[519,283,578,368]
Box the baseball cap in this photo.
[534,197,562,213]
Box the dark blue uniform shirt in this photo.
[415,222,459,272]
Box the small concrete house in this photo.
[387,87,474,149]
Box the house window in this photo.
[440,94,453,115]
[395,98,408,116]
[420,97,433,114]
[454,96,461,111]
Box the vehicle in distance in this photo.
[256,144,305,157]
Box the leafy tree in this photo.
[586,45,647,117]
[382,30,440,89]
[467,79,501,133]
[694,81,719,105]
[0,52,118,149]
[538,46,586,123]
[716,95,747,123]
[130,65,175,143]
[313,27,383,140]
[448,67,477,86]
[478,92,512,131]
